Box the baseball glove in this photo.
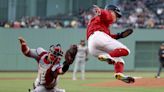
[117,28,133,39]
[64,45,78,65]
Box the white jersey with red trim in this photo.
[28,47,62,89]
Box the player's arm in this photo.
[18,36,42,59]
[93,5,113,22]
[51,62,70,76]
[58,45,78,74]
[116,29,133,39]
[18,37,30,57]
[110,33,119,39]
[61,61,70,74]
[110,29,133,39]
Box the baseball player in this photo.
[18,37,77,92]
[86,5,134,83]
[155,43,164,78]
[72,40,88,80]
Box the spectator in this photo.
[13,21,21,28]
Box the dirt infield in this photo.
[85,78,164,87]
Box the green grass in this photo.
[0,72,164,92]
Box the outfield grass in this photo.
[0,72,164,92]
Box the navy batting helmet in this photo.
[104,5,122,18]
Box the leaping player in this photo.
[86,4,134,83]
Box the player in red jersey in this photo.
[87,5,135,83]
[18,36,77,92]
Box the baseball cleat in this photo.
[98,55,115,64]
[115,73,135,83]
[155,76,160,78]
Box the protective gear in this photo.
[49,44,63,57]
[64,45,78,65]
[116,28,133,39]
[62,62,70,73]
[104,4,122,18]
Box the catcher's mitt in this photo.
[64,45,78,65]
[117,28,133,39]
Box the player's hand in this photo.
[116,28,133,39]
[18,36,26,44]
[64,45,78,65]
[92,5,101,15]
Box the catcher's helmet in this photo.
[49,44,63,57]
[104,4,122,18]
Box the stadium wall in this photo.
[0,28,163,71]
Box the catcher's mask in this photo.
[104,4,122,18]
[49,44,63,57]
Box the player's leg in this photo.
[102,35,130,58]
[88,31,130,63]
[88,45,115,64]
[155,62,162,78]
[88,32,116,64]
[80,59,86,80]
[113,58,134,83]
[33,85,47,92]
[72,57,79,80]
[88,31,134,83]
[54,87,66,92]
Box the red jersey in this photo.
[86,9,117,39]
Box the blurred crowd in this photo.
[0,0,163,29]
[114,0,164,29]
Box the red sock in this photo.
[109,48,129,57]
[114,62,124,73]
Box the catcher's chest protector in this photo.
[37,52,61,88]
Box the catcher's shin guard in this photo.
[115,73,135,83]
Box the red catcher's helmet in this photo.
[49,44,63,57]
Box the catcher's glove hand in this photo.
[117,28,133,39]
[64,45,78,65]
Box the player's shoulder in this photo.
[36,47,47,55]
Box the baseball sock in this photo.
[109,48,129,57]
[114,62,124,73]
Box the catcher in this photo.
[18,36,77,92]
[87,5,134,83]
